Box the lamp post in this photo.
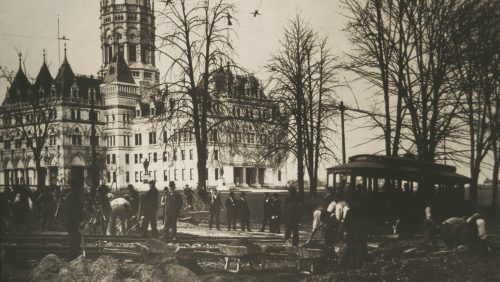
[340,101,346,164]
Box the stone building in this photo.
[0,0,286,192]
[0,51,105,191]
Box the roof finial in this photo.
[18,51,22,68]
[43,49,46,64]
[64,42,67,59]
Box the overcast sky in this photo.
[0,0,489,181]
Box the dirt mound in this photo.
[163,264,200,282]
[32,254,68,281]
[90,256,120,281]
[29,253,201,282]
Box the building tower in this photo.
[99,0,159,95]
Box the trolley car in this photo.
[326,154,471,233]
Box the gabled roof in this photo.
[102,52,135,85]
[34,61,53,94]
[55,54,75,96]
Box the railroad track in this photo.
[0,233,288,245]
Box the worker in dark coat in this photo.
[260,193,272,232]
[163,181,183,239]
[38,186,56,231]
[270,193,281,233]
[225,191,238,231]
[140,180,159,237]
[208,188,222,230]
[341,196,368,268]
[12,186,31,232]
[65,186,84,260]
[127,184,140,217]
[97,184,112,221]
[284,188,303,246]
[239,192,251,232]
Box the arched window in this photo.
[72,127,82,145]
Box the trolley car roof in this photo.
[327,154,470,184]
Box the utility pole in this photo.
[340,101,346,164]
[57,15,70,65]
[90,76,99,199]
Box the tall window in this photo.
[112,154,116,164]
[214,150,219,161]
[153,152,157,162]
[125,154,130,164]
[182,169,185,180]
[215,168,219,180]
[173,149,177,161]
[163,170,168,181]
[189,149,193,160]
[125,172,130,183]
[72,128,82,145]
[163,131,168,143]
[129,44,137,62]
[134,133,142,146]
[181,150,185,160]
[149,132,156,144]
[134,154,138,164]
[190,168,194,180]
[278,170,282,181]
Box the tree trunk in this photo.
[469,167,480,205]
[34,152,46,192]
[296,110,305,198]
[492,144,499,211]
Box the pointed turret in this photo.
[9,53,32,100]
[102,51,135,84]
[34,50,54,94]
[54,44,75,96]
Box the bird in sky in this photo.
[250,10,261,17]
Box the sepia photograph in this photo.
[0,0,499,281]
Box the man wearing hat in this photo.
[162,181,183,239]
[141,180,159,237]
[225,191,238,231]
[208,188,222,230]
[239,192,251,232]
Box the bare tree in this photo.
[344,0,470,166]
[155,0,236,192]
[452,0,500,204]
[267,16,338,197]
[342,0,407,157]
[303,38,339,196]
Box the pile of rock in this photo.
[30,254,201,282]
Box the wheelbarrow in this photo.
[290,246,337,274]
[218,244,266,273]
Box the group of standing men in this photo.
[207,189,256,232]
[206,189,288,235]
